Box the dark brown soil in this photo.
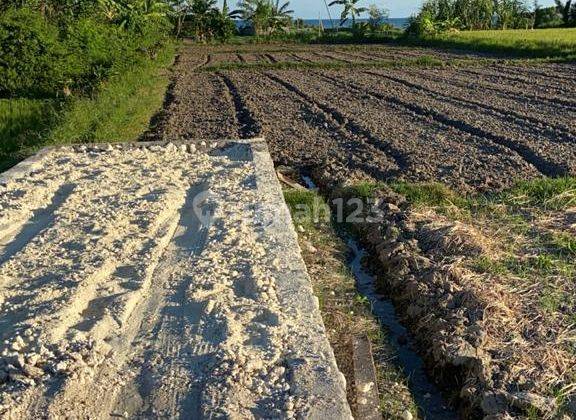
[154,43,576,193]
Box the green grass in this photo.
[390,181,467,207]
[283,188,418,418]
[341,178,576,316]
[199,55,453,72]
[0,99,61,171]
[0,43,176,171]
[283,189,331,230]
[502,177,576,210]
[49,43,175,146]
[210,29,402,46]
[406,27,576,59]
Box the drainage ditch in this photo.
[301,174,457,419]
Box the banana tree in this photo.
[235,0,292,35]
[328,0,368,27]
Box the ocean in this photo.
[301,17,410,29]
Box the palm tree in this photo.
[270,0,294,32]
[328,0,368,27]
[236,0,292,35]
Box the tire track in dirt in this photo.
[33,184,193,418]
[320,72,566,177]
[219,73,262,139]
[263,72,410,173]
[0,184,75,267]
[3,144,348,418]
[365,70,576,141]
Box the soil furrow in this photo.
[328,72,572,176]
[290,53,312,63]
[312,52,352,63]
[410,67,576,112]
[461,67,576,96]
[281,70,540,190]
[159,72,237,140]
[365,70,576,141]
[224,71,399,182]
[219,73,262,139]
[265,53,278,63]
[263,72,410,173]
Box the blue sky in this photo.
[219,0,557,19]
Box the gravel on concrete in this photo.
[0,140,351,419]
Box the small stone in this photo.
[10,373,35,386]
[11,336,25,352]
[306,243,317,254]
[297,225,305,233]
[55,361,69,373]
[402,410,413,420]
[360,381,374,393]
[22,364,44,379]
[26,353,40,367]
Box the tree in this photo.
[409,0,539,33]
[169,0,191,36]
[328,0,368,27]
[186,0,235,41]
[534,4,563,28]
[555,0,575,25]
[367,4,389,31]
[494,0,530,29]
[270,0,294,32]
[235,0,293,35]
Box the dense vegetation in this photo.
[408,0,576,35]
[0,0,176,168]
[407,27,576,58]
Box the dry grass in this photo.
[335,179,576,416]
[405,182,576,415]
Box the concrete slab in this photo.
[0,139,351,419]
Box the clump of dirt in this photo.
[313,170,574,418]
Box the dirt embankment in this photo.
[315,175,575,418]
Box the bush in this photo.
[64,18,131,93]
[0,8,173,98]
[123,14,173,55]
[0,8,68,97]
